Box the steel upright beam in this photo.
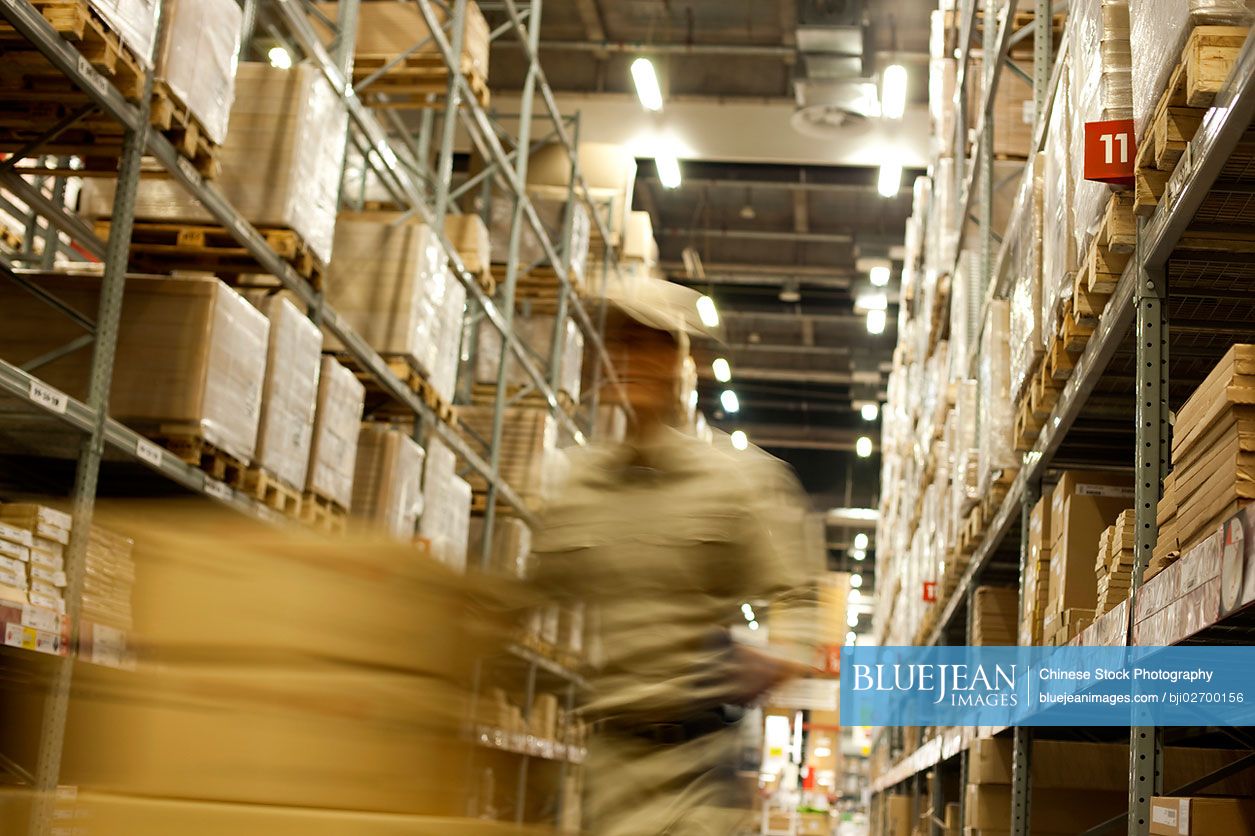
[433,0,467,221]
[547,114,580,396]
[1128,218,1169,836]
[1034,0,1053,122]
[1011,477,1040,836]
[978,1,996,308]
[25,75,153,836]
[479,0,543,568]
[930,764,944,836]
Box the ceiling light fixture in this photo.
[696,295,719,327]
[850,573,863,589]
[850,548,867,561]
[881,64,909,120]
[861,403,879,422]
[748,620,760,631]
[730,430,749,451]
[856,436,874,458]
[847,612,859,628]
[720,390,740,414]
[846,631,857,645]
[870,265,892,287]
[878,159,903,198]
[853,532,869,551]
[712,358,732,383]
[656,153,682,189]
[267,46,293,70]
[630,58,664,112]
[866,309,887,335]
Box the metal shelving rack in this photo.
[0,0,627,832]
[871,3,1255,836]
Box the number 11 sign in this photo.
[1084,119,1136,186]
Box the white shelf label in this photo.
[21,605,58,633]
[204,479,232,501]
[135,438,164,468]
[29,380,68,414]
[77,54,109,97]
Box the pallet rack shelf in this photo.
[0,0,619,832]
[871,4,1255,835]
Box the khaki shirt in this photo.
[534,427,819,720]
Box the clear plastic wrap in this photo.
[155,0,242,145]
[78,63,348,266]
[252,295,322,491]
[350,425,426,542]
[949,250,977,382]
[1130,0,1255,138]
[929,158,960,278]
[91,0,160,66]
[929,58,958,157]
[487,195,590,284]
[420,439,473,573]
[978,300,1017,494]
[954,378,981,512]
[469,517,533,578]
[430,276,466,406]
[456,407,556,501]
[307,357,365,510]
[1041,62,1074,347]
[1008,154,1045,401]
[1070,0,1133,260]
[324,216,451,380]
[475,315,583,401]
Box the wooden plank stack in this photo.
[972,585,1019,646]
[1148,471,1179,579]
[1095,510,1136,614]
[1166,344,1255,556]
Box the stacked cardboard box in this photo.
[527,142,637,247]
[1150,470,1180,577]
[444,214,491,279]
[80,63,349,266]
[475,314,584,403]
[81,526,137,630]
[1044,470,1134,644]
[307,357,366,511]
[0,275,270,466]
[456,406,557,503]
[419,440,473,573]
[155,0,244,146]
[972,586,1018,645]
[978,300,1017,494]
[1095,509,1136,614]
[969,57,1036,158]
[1167,344,1255,555]
[485,193,592,286]
[351,425,426,542]
[251,295,322,492]
[1020,493,1053,645]
[88,0,161,66]
[468,517,531,579]
[1150,796,1255,835]
[0,505,71,613]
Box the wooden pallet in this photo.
[0,0,145,100]
[352,53,490,110]
[300,492,348,535]
[1029,359,1063,420]
[1013,394,1042,452]
[470,382,577,415]
[333,353,459,428]
[490,264,587,312]
[241,467,303,518]
[135,425,247,488]
[149,80,220,178]
[1134,26,1250,217]
[470,489,542,516]
[93,220,326,289]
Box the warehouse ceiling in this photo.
[483,0,936,570]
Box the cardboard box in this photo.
[527,142,637,244]
[965,783,1127,832]
[972,586,1018,645]
[251,295,322,491]
[0,275,269,464]
[315,1,490,82]
[307,357,366,509]
[351,425,426,542]
[1048,470,1134,615]
[444,213,491,276]
[1150,797,1255,836]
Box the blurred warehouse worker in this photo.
[534,280,821,835]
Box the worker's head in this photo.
[603,307,689,430]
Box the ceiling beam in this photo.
[660,261,857,278]
[643,175,910,195]
[671,272,852,290]
[660,227,853,244]
[793,189,810,234]
[715,424,867,452]
[701,368,876,386]
[509,40,798,59]
[719,310,868,326]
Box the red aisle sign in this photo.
[922,581,937,603]
[1084,119,1136,185]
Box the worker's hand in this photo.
[728,645,813,705]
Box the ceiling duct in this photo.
[791,0,875,139]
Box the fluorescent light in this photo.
[814,746,832,758]
[849,589,861,603]
[657,153,682,189]
[856,436,874,458]
[730,429,749,451]
[748,620,760,631]
[850,548,866,561]
[870,265,891,287]
[847,612,859,628]
[856,293,888,312]
[827,507,880,524]
[696,294,719,327]
[881,64,908,120]
[631,58,664,112]
[866,309,887,335]
[853,532,869,551]
[720,390,740,414]
[712,358,732,382]
[267,46,293,70]
[742,603,754,618]
[878,160,903,197]
[861,403,880,422]
[845,631,857,645]
[850,573,863,589]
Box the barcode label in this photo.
[1151,805,1177,827]
[135,438,163,467]
[1076,483,1135,498]
[204,479,232,501]
[23,604,58,633]
[30,380,68,414]
[77,54,110,98]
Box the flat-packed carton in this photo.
[351,425,426,542]
[252,295,322,491]
[1150,796,1255,835]
[156,0,243,145]
[308,357,366,509]
[1048,470,1134,615]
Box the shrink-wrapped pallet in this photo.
[970,57,1037,158]
[351,425,426,542]
[468,517,532,579]
[1070,0,1134,258]
[949,250,978,381]
[444,214,491,278]
[0,275,267,464]
[429,277,466,406]
[929,58,958,157]
[953,378,981,518]
[79,63,347,266]
[1008,155,1045,401]
[978,301,1016,494]
[91,0,160,65]
[1041,64,1075,346]
[475,315,584,402]
[487,196,591,285]
[324,215,452,382]
[420,440,473,573]
[307,357,365,510]
[527,142,636,246]
[155,0,243,145]
[455,407,556,502]
[251,295,322,491]
[1130,0,1255,138]
[929,158,960,278]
